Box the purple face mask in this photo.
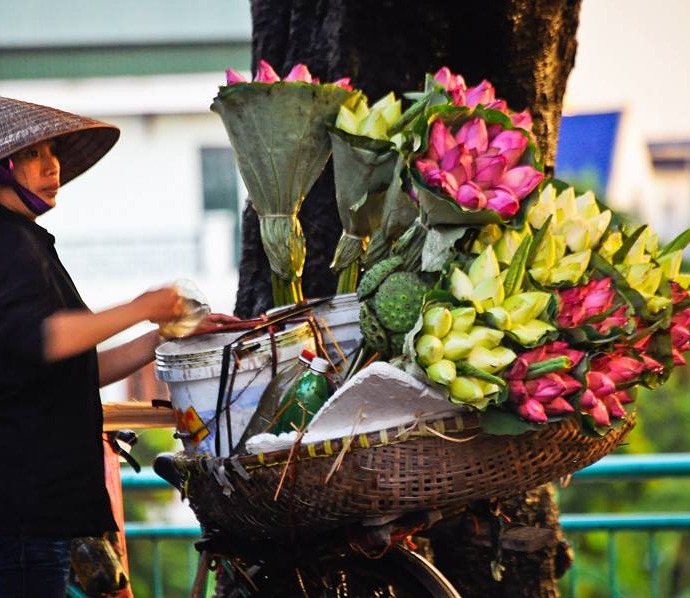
[0,158,53,215]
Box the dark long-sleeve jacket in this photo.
[0,204,116,536]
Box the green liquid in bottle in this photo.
[272,357,332,434]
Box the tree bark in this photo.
[234,0,582,594]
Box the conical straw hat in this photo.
[0,96,120,185]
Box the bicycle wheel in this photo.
[212,542,461,598]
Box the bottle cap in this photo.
[298,349,316,363]
[310,356,329,373]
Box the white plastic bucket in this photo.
[155,323,316,456]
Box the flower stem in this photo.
[271,272,303,307]
[336,260,360,295]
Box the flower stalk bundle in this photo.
[214,61,356,306]
[215,61,690,436]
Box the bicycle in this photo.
[153,453,463,598]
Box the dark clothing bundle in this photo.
[0,204,116,536]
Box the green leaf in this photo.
[612,224,648,265]
[503,234,533,297]
[479,408,543,436]
[212,82,355,285]
[414,176,506,227]
[527,214,553,265]
[455,360,506,387]
[658,227,690,257]
[422,225,470,272]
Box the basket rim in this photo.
[174,411,634,473]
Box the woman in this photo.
[0,96,213,596]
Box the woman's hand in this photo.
[132,287,186,325]
[191,312,244,335]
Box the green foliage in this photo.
[557,363,690,597]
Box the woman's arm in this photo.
[42,287,184,362]
[97,312,243,387]
[97,329,160,387]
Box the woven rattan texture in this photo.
[175,413,635,542]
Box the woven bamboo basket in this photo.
[173,410,635,543]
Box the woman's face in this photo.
[10,140,61,210]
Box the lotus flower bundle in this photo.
[402,176,690,434]
[213,61,690,436]
[328,92,404,293]
[213,60,356,306]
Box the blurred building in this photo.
[2,0,689,402]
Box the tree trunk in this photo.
[234,0,582,594]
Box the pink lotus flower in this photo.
[506,342,584,423]
[225,59,352,90]
[517,398,548,424]
[505,342,585,380]
[414,119,543,218]
[433,67,534,132]
[543,396,576,416]
[557,277,632,334]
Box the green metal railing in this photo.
[120,453,690,596]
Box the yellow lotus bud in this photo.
[442,331,474,361]
[587,210,612,247]
[472,224,503,254]
[561,220,591,253]
[471,276,505,311]
[646,295,673,314]
[510,319,556,345]
[415,334,445,366]
[450,268,475,302]
[423,306,453,338]
[574,190,598,217]
[599,231,623,261]
[554,186,577,223]
[468,326,504,349]
[485,306,512,330]
[480,381,501,396]
[528,184,557,230]
[626,263,662,297]
[370,92,402,128]
[466,345,516,373]
[549,249,591,285]
[624,228,653,266]
[658,251,682,281]
[335,105,360,135]
[357,111,389,140]
[449,376,485,404]
[531,231,557,270]
[528,266,550,285]
[450,306,476,333]
[495,227,529,265]
[490,346,517,371]
[469,246,501,285]
[502,292,551,326]
[426,359,457,386]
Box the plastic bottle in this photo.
[235,349,316,451]
[271,356,333,435]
